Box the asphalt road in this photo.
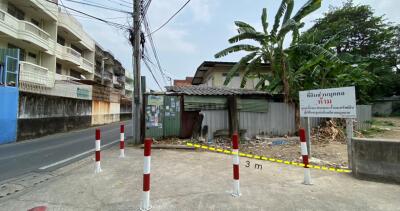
[0,121,133,183]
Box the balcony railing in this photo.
[55,73,79,81]
[19,61,54,87]
[56,44,81,66]
[0,9,52,50]
[81,58,94,73]
[23,21,51,40]
[125,83,134,91]
[66,47,81,59]
[103,71,113,81]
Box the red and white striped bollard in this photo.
[300,128,311,185]
[141,138,152,210]
[120,125,125,158]
[232,132,241,197]
[95,129,102,173]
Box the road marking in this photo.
[38,140,120,170]
[186,142,351,173]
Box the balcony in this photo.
[103,71,113,81]
[19,61,54,87]
[58,11,95,51]
[125,82,134,91]
[80,58,94,74]
[0,9,53,52]
[54,73,79,81]
[56,44,81,66]
[18,0,58,21]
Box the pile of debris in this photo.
[311,120,346,143]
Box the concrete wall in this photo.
[18,92,92,140]
[372,102,393,116]
[351,137,400,183]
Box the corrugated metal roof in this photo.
[165,86,271,96]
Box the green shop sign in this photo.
[77,87,90,99]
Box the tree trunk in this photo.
[294,102,301,131]
[281,58,290,103]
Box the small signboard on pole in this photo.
[299,86,357,170]
[299,86,356,118]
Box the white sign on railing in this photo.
[299,86,357,118]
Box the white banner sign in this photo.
[299,86,357,118]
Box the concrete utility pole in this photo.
[132,0,142,144]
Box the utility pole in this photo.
[132,0,142,144]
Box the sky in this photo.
[62,0,400,90]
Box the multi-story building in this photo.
[0,0,131,141]
[124,69,133,98]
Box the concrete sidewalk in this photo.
[0,146,399,211]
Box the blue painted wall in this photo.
[0,87,18,144]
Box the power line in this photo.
[138,0,152,24]
[44,0,130,30]
[147,0,191,36]
[105,0,133,8]
[63,0,133,14]
[143,17,168,85]
[143,53,173,85]
[143,58,163,90]
[116,0,134,5]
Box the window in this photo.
[56,63,62,74]
[69,69,81,79]
[57,36,65,46]
[8,44,25,61]
[8,3,25,20]
[31,19,40,27]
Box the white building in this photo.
[0,0,127,99]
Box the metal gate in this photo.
[145,95,181,139]
[163,95,181,137]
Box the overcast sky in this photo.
[62,0,400,90]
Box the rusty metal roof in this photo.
[165,86,271,96]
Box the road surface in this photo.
[0,121,132,182]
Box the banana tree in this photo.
[215,0,322,103]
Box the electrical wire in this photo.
[143,17,168,85]
[146,0,191,36]
[143,59,163,90]
[116,0,134,5]
[105,0,133,8]
[63,0,133,14]
[44,0,130,30]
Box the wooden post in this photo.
[228,95,238,136]
[346,118,354,169]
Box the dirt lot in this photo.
[359,117,400,139]
[155,117,400,170]
[156,136,348,169]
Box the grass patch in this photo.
[360,127,386,137]
[368,119,395,127]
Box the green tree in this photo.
[303,0,400,97]
[215,0,323,103]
